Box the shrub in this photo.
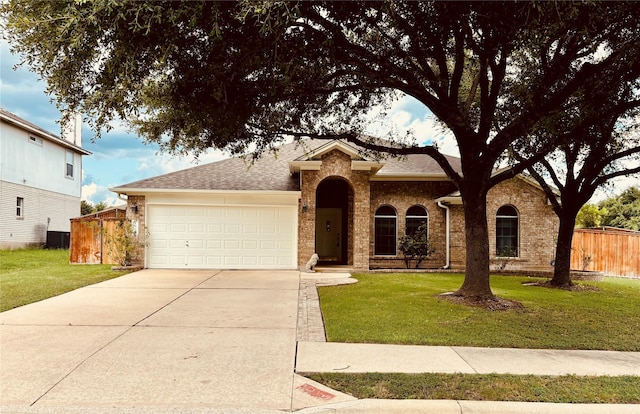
[103,219,147,267]
[398,224,435,269]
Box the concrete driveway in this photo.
[0,269,301,412]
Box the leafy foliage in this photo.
[398,224,434,269]
[599,187,640,231]
[576,204,608,228]
[80,200,93,216]
[102,219,147,267]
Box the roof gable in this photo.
[294,140,368,161]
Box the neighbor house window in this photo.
[496,205,518,257]
[65,150,74,178]
[16,197,24,218]
[29,136,43,146]
[406,205,428,236]
[375,205,397,256]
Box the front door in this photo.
[315,208,342,262]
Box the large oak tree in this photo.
[4,1,640,299]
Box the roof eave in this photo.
[371,173,452,182]
[109,187,301,196]
[0,113,92,155]
[434,195,463,205]
[288,160,322,173]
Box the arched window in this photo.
[406,205,428,236]
[375,206,397,256]
[496,205,518,257]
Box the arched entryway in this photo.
[315,178,352,265]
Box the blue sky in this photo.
[1,40,632,205]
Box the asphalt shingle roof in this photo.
[111,139,461,193]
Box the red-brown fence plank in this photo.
[571,229,640,277]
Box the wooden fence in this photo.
[69,218,123,264]
[570,228,640,278]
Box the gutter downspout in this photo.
[437,201,450,269]
[117,193,128,203]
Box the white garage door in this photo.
[146,205,297,269]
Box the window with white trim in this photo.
[496,205,518,257]
[374,205,397,256]
[16,197,24,218]
[406,205,428,236]
[65,150,74,178]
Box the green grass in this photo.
[305,373,640,404]
[0,248,131,312]
[319,273,640,351]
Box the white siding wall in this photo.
[0,121,82,197]
[0,181,80,248]
[1,119,83,248]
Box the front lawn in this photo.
[305,373,640,404]
[318,273,640,351]
[0,248,131,312]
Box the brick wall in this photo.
[298,151,557,272]
[448,178,558,271]
[126,195,146,266]
[369,180,457,269]
[298,150,371,269]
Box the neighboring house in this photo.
[110,139,558,271]
[0,109,91,249]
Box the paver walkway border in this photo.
[296,272,356,342]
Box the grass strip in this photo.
[304,372,640,404]
[319,273,640,351]
[0,248,130,312]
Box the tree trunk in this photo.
[551,213,576,287]
[454,189,495,299]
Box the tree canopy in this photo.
[599,187,640,231]
[515,54,640,286]
[4,1,640,298]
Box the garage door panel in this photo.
[243,240,258,249]
[206,240,222,249]
[208,224,223,233]
[188,223,205,232]
[224,240,240,249]
[147,204,296,269]
[188,240,204,249]
[206,256,223,266]
[243,224,258,233]
[225,224,241,234]
[187,255,204,266]
[170,223,186,232]
[225,209,243,218]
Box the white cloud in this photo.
[81,182,97,201]
[366,95,459,157]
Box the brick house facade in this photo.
[293,144,557,271]
[113,139,558,271]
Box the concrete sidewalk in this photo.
[295,342,640,376]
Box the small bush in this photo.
[398,224,435,269]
